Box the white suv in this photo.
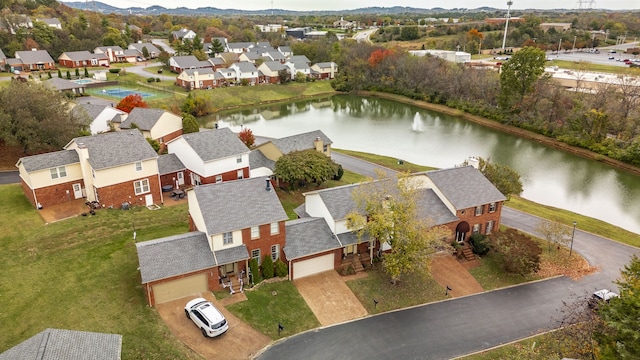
[184,298,229,338]
[588,289,618,309]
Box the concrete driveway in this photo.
[156,292,270,360]
[294,271,368,326]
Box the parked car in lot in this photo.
[588,289,618,309]
[185,298,229,338]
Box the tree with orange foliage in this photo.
[116,94,148,113]
[368,48,394,68]
[467,28,484,41]
[238,127,255,148]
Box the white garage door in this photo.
[152,273,207,305]
[293,253,334,280]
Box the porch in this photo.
[340,253,371,274]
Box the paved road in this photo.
[257,163,640,359]
[0,171,19,184]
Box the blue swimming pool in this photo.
[73,79,94,84]
[100,89,155,98]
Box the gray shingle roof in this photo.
[18,150,79,172]
[193,177,288,235]
[43,78,84,91]
[425,166,507,209]
[135,231,215,283]
[336,230,370,245]
[261,61,287,71]
[233,61,258,73]
[72,103,107,121]
[120,107,169,131]
[15,50,54,64]
[157,153,185,175]
[171,55,210,69]
[249,149,275,171]
[214,245,249,265]
[181,128,249,162]
[60,50,95,61]
[289,55,310,63]
[129,42,160,54]
[313,180,389,221]
[0,328,122,360]
[415,188,459,225]
[284,217,341,259]
[271,130,332,155]
[70,129,158,170]
[183,67,215,76]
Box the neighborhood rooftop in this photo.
[181,128,250,162]
[68,129,158,170]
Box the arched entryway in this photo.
[455,221,470,243]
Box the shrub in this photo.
[333,164,344,180]
[469,233,490,256]
[262,255,274,279]
[155,78,160,82]
[249,258,262,283]
[274,259,288,278]
[488,229,541,276]
[108,68,121,74]
[146,77,155,83]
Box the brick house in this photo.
[136,177,288,306]
[14,49,55,71]
[16,129,163,209]
[311,61,338,80]
[58,51,109,68]
[289,166,506,279]
[167,128,250,186]
[118,107,184,148]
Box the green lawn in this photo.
[226,281,320,339]
[346,264,448,314]
[0,184,197,359]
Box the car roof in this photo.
[593,289,618,301]
[187,298,225,323]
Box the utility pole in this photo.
[572,35,577,53]
[501,1,513,50]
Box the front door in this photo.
[345,244,356,255]
[72,183,83,199]
[177,171,184,186]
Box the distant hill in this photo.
[61,2,499,16]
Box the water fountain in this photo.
[411,113,424,132]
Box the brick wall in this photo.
[27,180,86,208]
[96,176,161,208]
[452,201,504,240]
[198,167,250,185]
[242,220,287,265]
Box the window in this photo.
[237,169,244,180]
[271,244,279,261]
[223,232,233,245]
[236,156,242,163]
[486,220,494,235]
[472,223,481,234]
[251,226,259,239]
[489,202,497,213]
[323,144,328,152]
[135,162,142,172]
[475,205,483,216]
[251,249,261,265]
[134,179,150,195]
[49,166,67,179]
[270,222,279,235]
[215,175,223,183]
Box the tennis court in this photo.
[86,84,176,102]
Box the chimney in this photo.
[468,156,480,169]
[265,178,271,191]
[314,136,323,151]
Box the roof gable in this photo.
[271,129,332,154]
[424,166,507,209]
[69,129,158,170]
[135,232,215,283]
[18,150,79,172]
[181,128,249,162]
[192,177,288,235]
[121,107,171,131]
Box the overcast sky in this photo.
[92,0,637,11]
